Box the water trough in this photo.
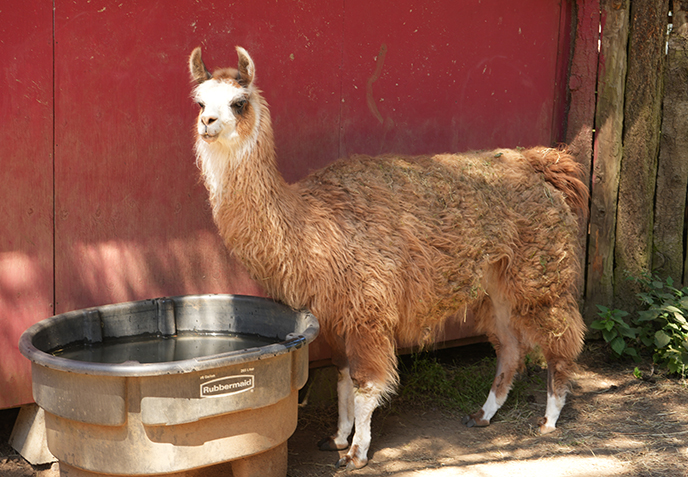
[19,294,319,477]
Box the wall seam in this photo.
[52,0,57,314]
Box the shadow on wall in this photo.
[56,231,263,314]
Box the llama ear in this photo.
[189,47,212,84]
[235,46,255,87]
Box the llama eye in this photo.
[196,101,205,111]
[231,99,248,114]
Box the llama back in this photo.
[297,149,584,347]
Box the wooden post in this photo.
[584,0,630,321]
[654,1,688,283]
[613,0,670,309]
[566,0,600,309]
[655,1,688,282]
[566,0,600,179]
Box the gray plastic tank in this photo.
[19,294,319,477]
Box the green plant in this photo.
[397,352,489,413]
[590,305,640,360]
[633,274,688,378]
[591,274,688,378]
[395,351,537,418]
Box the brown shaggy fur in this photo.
[190,46,588,469]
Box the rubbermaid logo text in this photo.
[200,375,254,398]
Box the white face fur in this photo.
[193,79,255,211]
[192,80,251,146]
[190,47,262,211]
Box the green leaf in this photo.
[637,310,659,322]
[611,314,630,326]
[672,313,687,325]
[610,336,626,356]
[590,320,607,330]
[640,334,655,347]
[602,329,618,343]
[624,347,638,357]
[663,305,682,314]
[618,326,638,339]
[655,330,671,349]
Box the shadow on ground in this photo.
[1,342,686,476]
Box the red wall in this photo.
[1,0,574,408]
[0,1,54,408]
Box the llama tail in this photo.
[523,146,589,221]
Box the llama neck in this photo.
[198,100,307,296]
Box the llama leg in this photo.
[335,381,384,471]
[333,329,396,470]
[463,344,521,427]
[538,358,573,434]
[464,297,523,428]
[318,367,355,451]
[536,297,585,434]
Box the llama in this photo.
[189,46,588,471]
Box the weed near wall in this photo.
[591,273,688,379]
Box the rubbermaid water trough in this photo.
[19,294,319,477]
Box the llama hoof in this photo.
[318,437,349,451]
[463,413,489,428]
[537,417,558,434]
[335,454,367,471]
[335,456,356,472]
[335,444,367,471]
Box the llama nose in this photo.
[202,115,218,126]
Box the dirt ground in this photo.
[2,342,687,477]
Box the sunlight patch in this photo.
[380,455,626,476]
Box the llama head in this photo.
[189,46,259,147]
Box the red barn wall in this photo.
[0,1,55,407]
[1,0,576,408]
